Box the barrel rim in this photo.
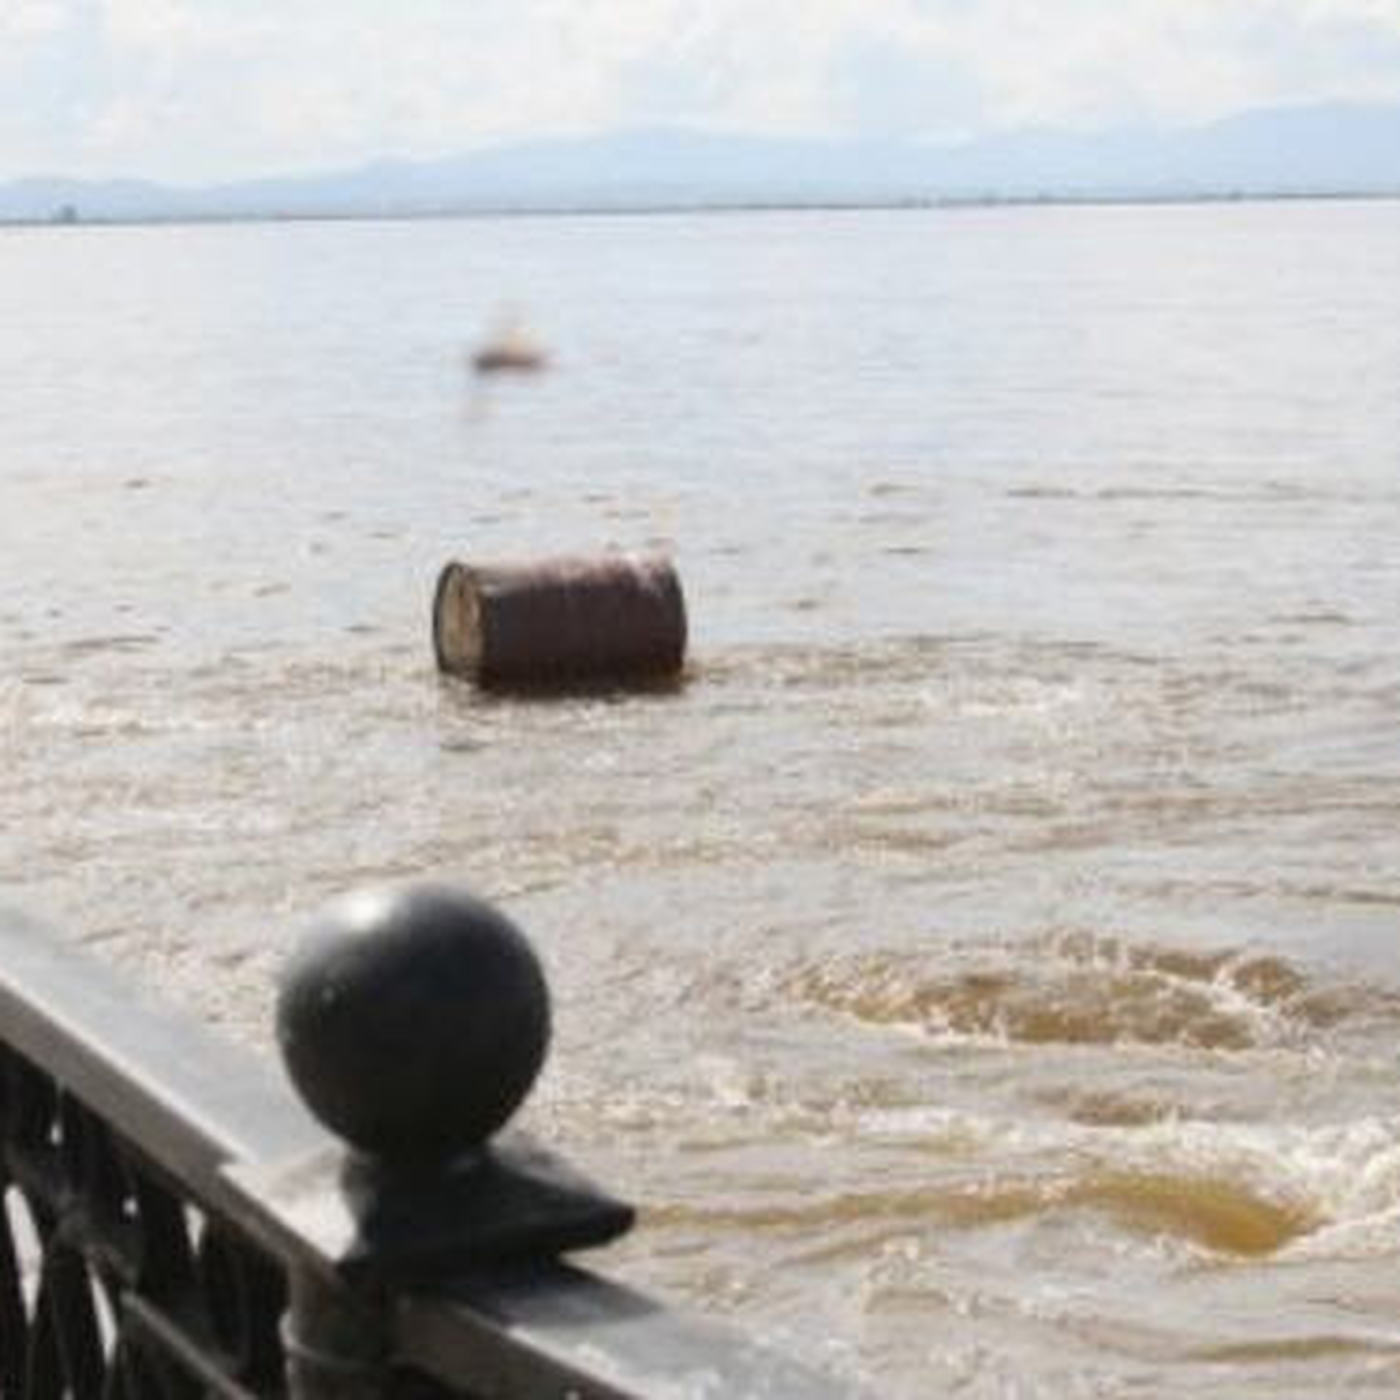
[431,560,485,677]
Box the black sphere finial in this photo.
[275,884,551,1163]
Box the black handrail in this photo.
[0,885,866,1398]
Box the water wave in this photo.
[638,1102,1400,1264]
[59,633,163,660]
[646,1166,1316,1258]
[780,934,1370,1051]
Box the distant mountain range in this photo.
[4,101,1400,223]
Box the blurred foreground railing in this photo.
[0,884,860,1398]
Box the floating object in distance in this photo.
[433,553,687,691]
[471,321,549,374]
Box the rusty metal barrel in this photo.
[432,553,687,689]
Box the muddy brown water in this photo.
[4,200,1400,1394]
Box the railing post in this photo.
[282,1270,388,1400]
[264,883,634,1398]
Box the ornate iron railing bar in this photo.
[0,892,869,1399]
[119,1295,261,1400]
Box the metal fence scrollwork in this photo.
[1,1022,288,1397]
[0,887,862,1399]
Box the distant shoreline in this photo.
[7,102,1400,230]
[3,186,1398,231]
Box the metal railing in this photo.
[0,883,863,1398]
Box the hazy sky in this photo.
[4,0,1400,182]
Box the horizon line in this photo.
[4,186,1399,233]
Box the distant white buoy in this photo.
[471,319,548,374]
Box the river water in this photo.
[3,199,1400,1395]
